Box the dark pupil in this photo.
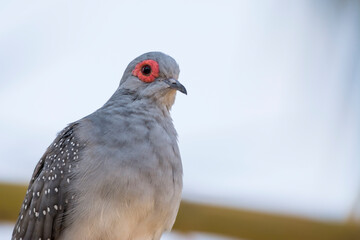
[141,65,152,75]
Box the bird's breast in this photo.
[63,115,182,239]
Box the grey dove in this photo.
[12,52,186,240]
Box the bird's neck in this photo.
[100,88,174,119]
[150,89,177,112]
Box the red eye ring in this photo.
[132,59,159,83]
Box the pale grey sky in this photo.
[1,0,359,221]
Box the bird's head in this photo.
[117,52,186,110]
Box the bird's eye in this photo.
[132,59,159,83]
[141,65,152,76]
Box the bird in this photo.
[12,52,186,240]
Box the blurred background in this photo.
[1,0,360,239]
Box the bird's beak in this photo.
[164,78,187,95]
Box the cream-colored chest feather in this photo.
[60,191,180,240]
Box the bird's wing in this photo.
[12,123,83,240]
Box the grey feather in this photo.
[12,52,185,240]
